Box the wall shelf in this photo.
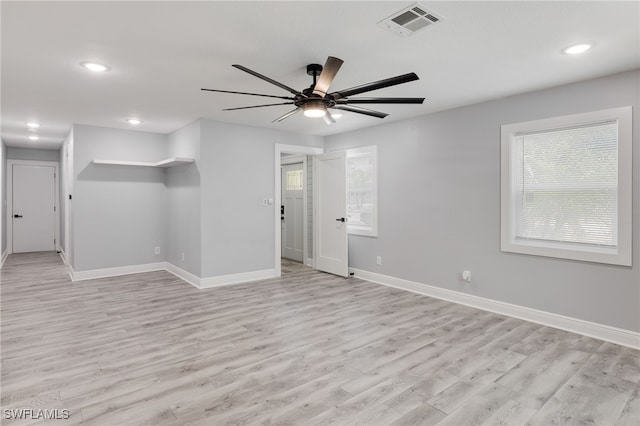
[92,157,194,168]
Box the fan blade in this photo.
[201,88,294,100]
[223,102,294,111]
[336,97,424,104]
[333,105,388,119]
[330,72,419,100]
[323,111,336,125]
[273,108,301,123]
[313,56,344,97]
[233,64,302,96]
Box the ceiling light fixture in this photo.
[80,61,110,72]
[28,135,39,141]
[302,101,327,118]
[562,43,593,55]
[127,118,142,125]
[331,113,343,119]
[26,122,40,128]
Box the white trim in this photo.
[68,262,275,290]
[200,268,275,288]
[69,262,166,281]
[500,106,633,266]
[6,159,60,255]
[58,248,67,265]
[0,249,8,269]
[305,257,314,267]
[165,263,201,289]
[350,268,640,350]
[274,144,323,277]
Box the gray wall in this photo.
[1,141,6,256]
[325,70,640,332]
[72,124,168,271]
[6,147,60,162]
[200,120,323,277]
[166,120,201,276]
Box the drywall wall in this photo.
[324,70,640,332]
[6,147,60,162]
[166,120,201,277]
[72,124,168,271]
[199,119,323,278]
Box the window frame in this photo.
[500,106,632,266]
[346,145,378,237]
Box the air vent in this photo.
[378,2,443,38]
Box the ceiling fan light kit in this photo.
[202,56,424,124]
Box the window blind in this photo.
[513,121,618,247]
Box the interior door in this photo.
[281,163,304,262]
[12,164,56,253]
[314,151,348,277]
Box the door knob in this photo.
[14,214,23,218]
[335,217,346,222]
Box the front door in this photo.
[12,164,56,253]
[281,163,304,262]
[314,151,348,277]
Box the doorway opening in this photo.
[274,144,323,277]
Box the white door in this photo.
[12,164,56,253]
[281,163,304,262]
[314,151,348,277]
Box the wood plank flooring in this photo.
[1,252,638,425]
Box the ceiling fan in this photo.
[201,56,425,124]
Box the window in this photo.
[347,146,378,237]
[285,170,303,190]
[501,106,632,266]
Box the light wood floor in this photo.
[1,252,638,425]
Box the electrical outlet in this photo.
[154,246,161,255]
[376,256,382,265]
[462,270,472,282]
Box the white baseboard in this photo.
[58,249,67,265]
[69,262,275,290]
[305,257,314,267]
[0,249,7,269]
[69,262,166,281]
[200,268,276,288]
[164,263,200,289]
[350,268,640,350]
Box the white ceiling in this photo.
[2,1,639,149]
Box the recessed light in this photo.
[331,113,343,119]
[127,118,142,125]
[26,122,40,129]
[80,61,110,72]
[563,43,593,55]
[29,135,39,141]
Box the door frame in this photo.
[274,144,323,277]
[6,159,60,254]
